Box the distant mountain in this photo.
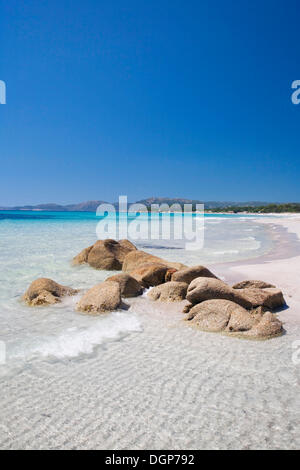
[0,201,108,212]
[0,198,279,212]
[0,203,67,211]
[65,200,108,211]
[136,198,272,210]
[136,197,199,205]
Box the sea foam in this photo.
[11,312,142,361]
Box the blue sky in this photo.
[0,0,300,205]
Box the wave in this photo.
[11,312,142,360]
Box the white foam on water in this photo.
[142,288,151,297]
[11,312,142,360]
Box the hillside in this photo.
[1,198,296,212]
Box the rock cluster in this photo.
[23,239,286,339]
[183,276,285,338]
[186,300,283,338]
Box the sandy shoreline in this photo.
[211,216,300,329]
[0,215,300,450]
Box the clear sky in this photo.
[0,0,300,205]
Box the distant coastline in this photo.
[1,198,300,213]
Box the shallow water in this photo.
[2,212,299,450]
[0,212,272,364]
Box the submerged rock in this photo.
[186,277,253,309]
[148,281,188,302]
[105,273,143,298]
[76,281,121,313]
[23,278,78,306]
[232,280,276,289]
[171,265,218,284]
[73,239,137,270]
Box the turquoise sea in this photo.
[0,210,273,363]
[0,209,264,221]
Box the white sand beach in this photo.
[216,216,300,331]
[0,215,300,450]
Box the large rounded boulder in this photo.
[73,239,137,270]
[235,288,285,309]
[105,273,143,298]
[76,281,121,313]
[186,277,253,309]
[232,280,276,289]
[171,265,218,284]
[122,250,185,273]
[148,281,188,302]
[130,263,172,288]
[186,299,245,332]
[23,278,78,306]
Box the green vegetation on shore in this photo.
[209,203,300,213]
[144,203,300,213]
